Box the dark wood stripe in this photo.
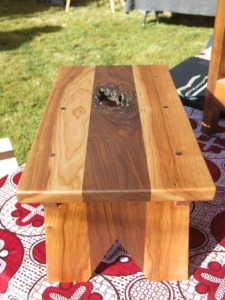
[83,65,150,202]
[86,201,147,273]
[0,150,15,160]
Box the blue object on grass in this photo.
[205,34,213,49]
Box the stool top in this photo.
[17,65,215,203]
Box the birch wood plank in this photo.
[17,66,95,204]
[133,65,215,202]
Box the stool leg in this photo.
[143,201,190,281]
[201,91,221,135]
[45,203,91,282]
[86,202,147,273]
[45,201,190,282]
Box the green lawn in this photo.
[0,0,214,165]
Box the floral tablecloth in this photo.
[1,106,225,300]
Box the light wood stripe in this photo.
[17,66,95,203]
[45,203,91,282]
[143,201,190,281]
[133,65,215,202]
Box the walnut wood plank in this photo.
[45,203,91,282]
[143,201,190,281]
[82,66,150,202]
[86,201,147,273]
[133,65,216,202]
[17,66,95,204]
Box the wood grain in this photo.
[83,66,150,202]
[214,78,225,103]
[202,0,225,134]
[133,65,216,202]
[16,65,216,282]
[17,65,215,203]
[17,66,95,204]
[86,201,147,272]
[45,201,190,282]
[143,201,190,281]
[45,203,91,282]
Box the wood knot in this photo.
[92,83,134,109]
[175,151,183,156]
[73,107,86,119]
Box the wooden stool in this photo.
[201,0,225,135]
[17,65,215,282]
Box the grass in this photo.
[0,0,214,165]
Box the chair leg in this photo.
[109,0,115,12]
[201,90,221,135]
[95,0,100,7]
[142,11,149,28]
[65,0,71,12]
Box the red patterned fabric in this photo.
[11,202,44,227]
[1,107,225,299]
[194,262,225,300]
